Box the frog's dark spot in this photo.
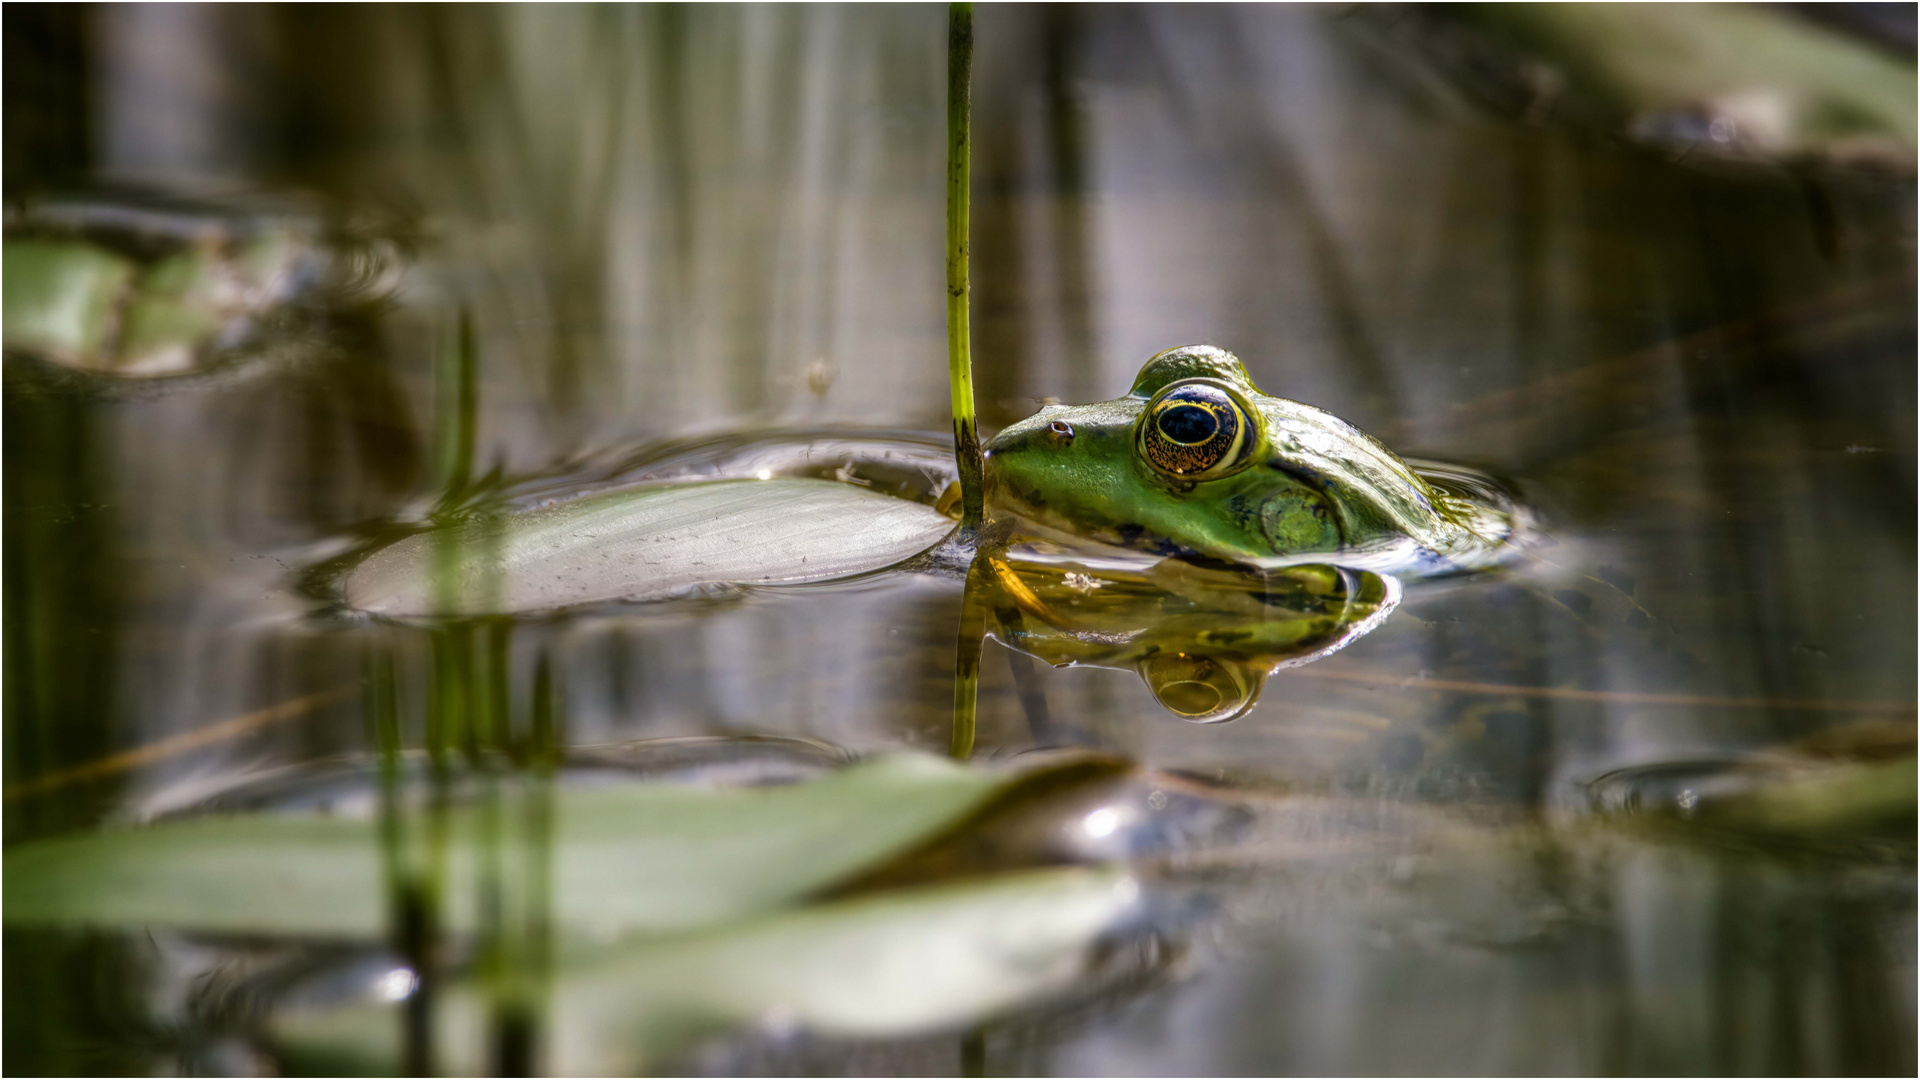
[1596,564,1636,595]
[1207,629,1253,645]
[1117,523,1145,546]
[1626,608,1651,630]
[1552,588,1594,617]
[1379,732,1425,771]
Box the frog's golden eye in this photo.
[1139,382,1252,478]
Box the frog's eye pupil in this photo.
[1158,404,1217,445]
[1139,382,1251,478]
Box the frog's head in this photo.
[983,345,1464,565]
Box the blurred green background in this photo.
[4,4,1914,1075]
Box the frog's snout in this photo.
[981,413,1053,464]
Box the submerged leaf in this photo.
[270,866,1138,1076]
[4,754,1056,938]
[345,478,954,616]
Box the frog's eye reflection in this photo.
[1139,652,1262,723]
[1140,382,1251,479]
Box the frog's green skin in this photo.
[984,346,1514,575]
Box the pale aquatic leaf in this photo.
[271,866,1136,1076]
[4,755,1041,938]
[345,477,954,616]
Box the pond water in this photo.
[5,6,1914,1076]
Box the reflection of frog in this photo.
[972,551,1399,723]
[985,346,1517,576]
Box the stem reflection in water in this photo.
[371,303,561,1074]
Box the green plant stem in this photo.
[949,557,988,759]
[946,2,983,532]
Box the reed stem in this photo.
[947,2,984,531]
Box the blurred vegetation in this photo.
[3,4,1914,1076]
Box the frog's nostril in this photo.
[1047,420,1075,442]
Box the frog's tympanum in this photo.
[974,550,1399,723]
[984,345,1517,576]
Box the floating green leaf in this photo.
[345,478,956,616]
[5,754,1055,939]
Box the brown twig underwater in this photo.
[1289,666,1914,714]
[1388,275,1910,439]
[5,685,361,801]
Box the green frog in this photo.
[983,345,1518,576]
